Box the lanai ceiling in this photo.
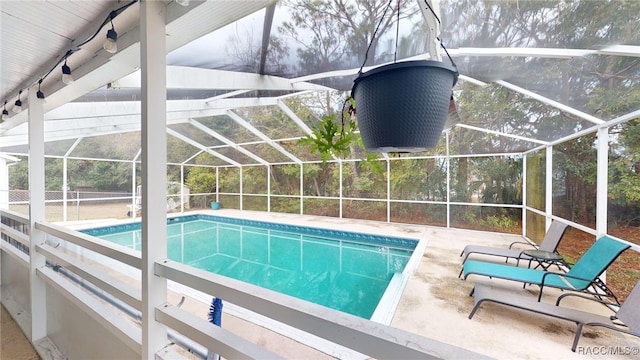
[1,0,639,166]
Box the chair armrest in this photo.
[537,271,594,302]
[555,292,620,308]
[508,241,538,250]
[540,271,592,286]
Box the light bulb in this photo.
[104,28,118,54]
[13,99,22,113]
[62,63,74,84]
[36,80,46,104]
[37,90,46,104]
[1,101,7,121]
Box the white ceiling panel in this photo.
[0,0,115,100]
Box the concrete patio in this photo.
[3,210,638,359]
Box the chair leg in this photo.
[537,285,544,302]
[571,323,585,352]
[468,301,482,319]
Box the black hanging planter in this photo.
[351,60,458,153]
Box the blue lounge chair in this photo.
[462,235,630,303]
[468,281,640,352]
[459,220,569,276]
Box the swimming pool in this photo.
[82,214,420,319]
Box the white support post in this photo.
[299,164,304,215]
[63,157,68,221]
[180,164,185,213]
[140,0,168,358]
[596,127,609,237]
[0,158,9,209]
[0,157,3,287]
[386,159,391,223]
[267,165,271,212]
[131,150,140,219]
[28,87,48,342]
[216,167,219,202]
[445,131,451,228]
[61,138,81,222]
[545,145,553,230]
[522,155,527,237]
[339,160,343,219]
[239,167,243,210]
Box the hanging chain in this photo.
[358,0,395,75]
[394,0,401,62]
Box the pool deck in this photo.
[5,209,639,359]
[196,210,638,359]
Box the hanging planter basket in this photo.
[352,60,458,153]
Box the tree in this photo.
[185,167,217,194]
[279,0,420,79]
[441,0,640,229]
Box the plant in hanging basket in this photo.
[299,97,384,174]
[298,109,356,162]
[344,0,459,152]
[351,59,458,153]
[301,0,459,156]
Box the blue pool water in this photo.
[83,215,417,318]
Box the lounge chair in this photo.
[459,220,569,276]
[462,235,630,303]
[468,281,640,351]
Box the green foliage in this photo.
[8,157,134,192]
[43,158,64,191]
[552,135,598,223]
[185,167,216,194]
[270,164,301,196]
[86,161,132,191]
[243,166,268,194]
[6,0,640,236]
[270,198,300,214]
[390,158,447,201]
[280,0,417,70]
[299,113,355,162]
[303,162,340,197]
[609,158,640,203]
[342,160,386,198]
[440,0,640,228]
[609,120,640,206]
[472,157,522,205]
[298,96,383,177]
[219,168,240,193]
[484,215,518,231]
[361,152,384,175]
[8,157,28,190]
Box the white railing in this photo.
[1,209,484,359]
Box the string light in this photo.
[13,90,22,113]
[103,12,118,54]
[2,1,138,110]
[37,79,46,104]
[62,59,74,85]
[1,101,8,121]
